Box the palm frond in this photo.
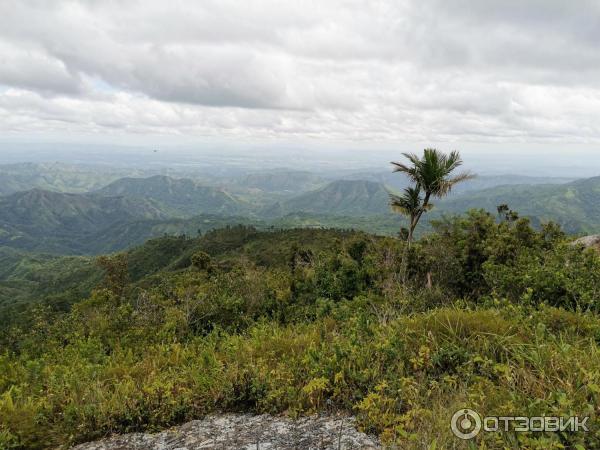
[392,148,475,199]
[389,187,422,216]
[449,171,476,184]
[391,160,420,183]
[436,171,475,195]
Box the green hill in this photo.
[0,162,147,195]
[0,246,100,324]
[0,189,167,253]
[265,175,600,235]
[341,171,574,194]
[439,176,600,233]
[236,170,326,193]
[264,179,392,217]
[2,218,600,449]
[4,174,600,257]
[97,175,250,217]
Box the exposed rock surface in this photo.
[72,413,381,450]
[572,235,600,251]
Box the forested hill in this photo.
[0,162,147,195]
[2,169,600,256]
[2,214,600,448]
[97,175,250,216]
[439,175,600,233]
[0,226,363,324]
[263,179,392,217]
[0,189,166,253]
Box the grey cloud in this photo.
[1,0,600,143]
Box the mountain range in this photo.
[263,180,392,217]
[439,176,600,233]
[0,162,599,255]
[97,175,251,217]
[0,189,167,253]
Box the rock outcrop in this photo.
[72,413,380,450]
[572,235,600,251]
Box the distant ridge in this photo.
[263,179,392,217]
[97,175,249,216]
[236,170,326,192]
[0,189,166,253]
[438,175,600,233]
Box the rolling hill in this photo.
[263,179,392,217]
[0,162,149,195]
[438,176,600,233]
[97,175,250,217]
[260,175,600,235]
[3,173,600,256]
[0,246,99,312]
[340,171,574,194]
[235,170,326,193]
[0,189,167,253]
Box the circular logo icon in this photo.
[451,408,482,439]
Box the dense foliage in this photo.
[1,213,600,449]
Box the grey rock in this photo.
[72,413,381,450]
[572,235,600,250]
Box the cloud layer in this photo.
[1,0,600,144]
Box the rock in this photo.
[72,413,381,450]
[572,235,600,251]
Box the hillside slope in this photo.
[439,176,600,233]
[235,170,326,193]
[97,175,249,217]
[264,180,392,217]
[3,221,600,449]
[341,171,574,194]
[0,189,167,253]
[0,162,147,195]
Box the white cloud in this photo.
[1,0,600,145]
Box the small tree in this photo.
[96,254,129,299]
[191,250,214,273]
[390,148,474,245]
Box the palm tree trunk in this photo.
[406,192,430,248]
[406,214,417,248]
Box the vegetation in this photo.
[0,162,136,195]
[97,175,254,217]
[263,179,392,217]
[1,210,599,448]
[390,149,474,243]
[439,175,600,234]
[4,162,600,257]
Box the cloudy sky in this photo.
[1,0,600,151]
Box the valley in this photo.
[0,162,592,257]
[1,159,600,449]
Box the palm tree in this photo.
[390,148,474,244]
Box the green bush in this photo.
[2,215,600,448]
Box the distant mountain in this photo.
[260,175,600,235]
[450,174,576,195]
[438,176,600,233]
[264,180,392,217]
[0,189,166,254]
[97,175,249,217]
[236,170,326,193]
[0,162,149,195]
[339,171,575,195]
[4,172,600,256]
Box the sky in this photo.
[1,0,600,159]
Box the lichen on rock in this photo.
[72,413,381,450]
